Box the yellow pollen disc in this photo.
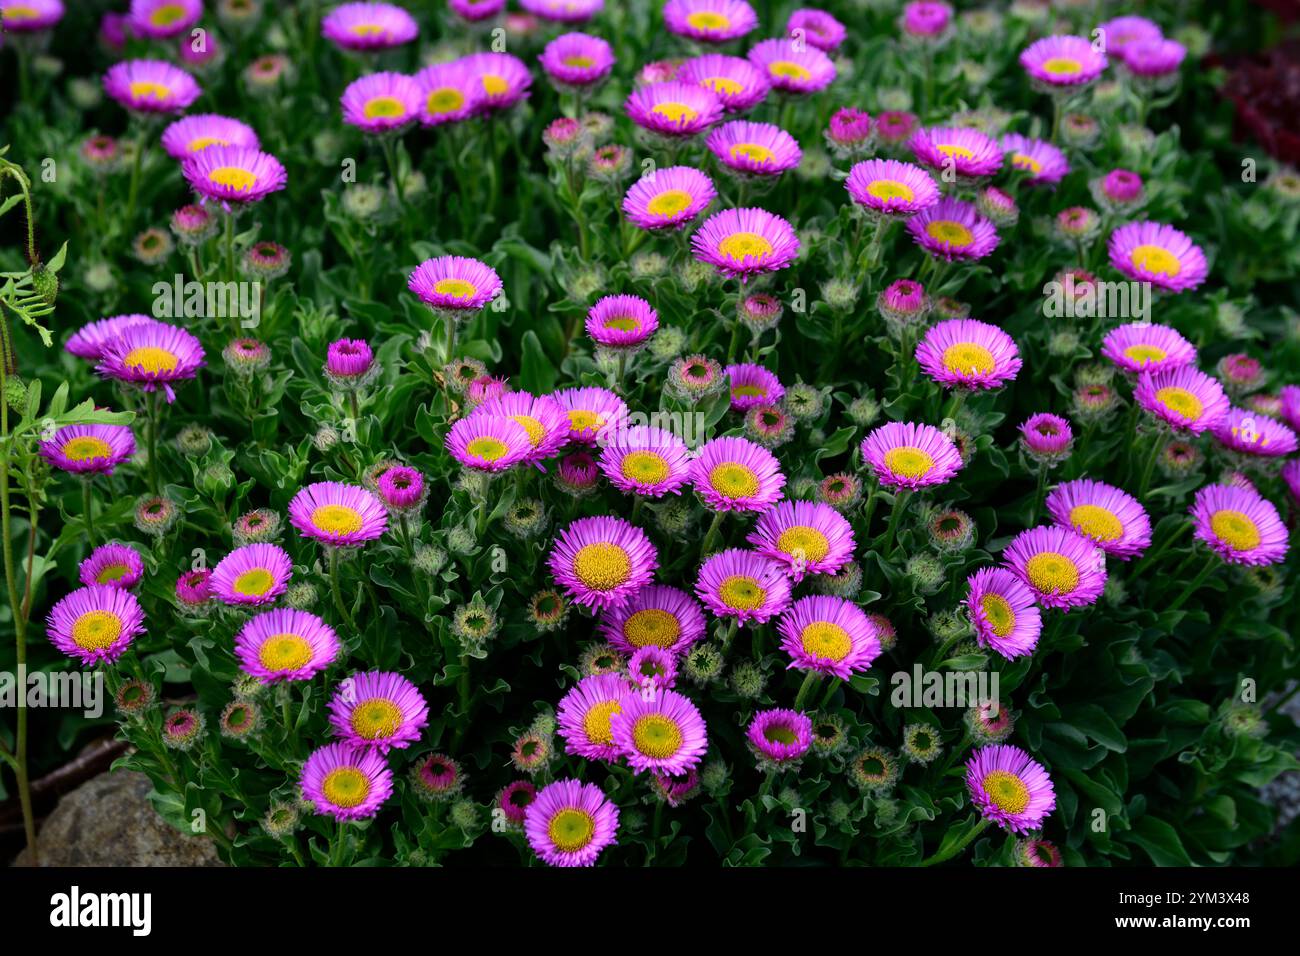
[129,81,172,100]
[801,621,851,660]
[427,87,465,114]
[708,461,759,499]
[582,700,621,745]
[730,142,775,164]
[925,220,975,247]
[632,714,683,759]
[71,610,122,651]
[867,179,915,201]
[433,277,476,299]
[258,633,312,671]
[567,409,604,432]
[651,101,699,123]
[572,543,632,591]
[233,567,276,597]
[96,564,131,584]
[717,231,773,263]
[769,60,812,81]
[466,436,509,461]
[647,189,692,216]
[363,95,407,119]
[765,724,798,745]
[151,4,187,26]
[883,446,934,479]
[349,23,384,36]
[621,451,670,485]
[310,504,364,535]
[1025,551,1079,595]
[62,436,113,461]
[1012,153,1042,174]
[1123,343,1166,365]
[562,55,595,68]
[718,574,764,610]
[187,136,230,152]
[350,697,403,739]
[603,316,640,332]
[547,808,595,853]
[1155,385,1204,422]
[208,166,258,191]
[732,384,765,398]
[321,767,370,808]
[982,769,1030,814]
[2,6,40,20]
[1131,244,1181,277]
[1210,509,1261,551]
[775,525,829,563]
[942,342,996,375]
[510,415,546,448]
[980,593,1015,637]
[937,143,975,160]
[703,76,743,95]
[124,346,179,375]
[1041,57,1082,75]
[481,74,508,96]
[1069,504,1123,543]
[623,608,681,648]
[686,10,730,29]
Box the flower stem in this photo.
[880,489,909,557]
[793,670,821,711]
[1166,554,1220,613]
[920,815,991,867]
[82,479,97,545]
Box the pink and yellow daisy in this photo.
[1003,525,1107,610]
[328,670,429,753]
[235,608,340,683]
[1046,479,1152,560]
[861,421,963,490]
[300,743,394,821]
[610,687,708,775]
[1190,484,1289,566]
[915,318,1021,391]
[47,585,145,666]
[695,548,792,624]
[599,584,707,655]
[210,543,293,607]
[622,165,717,230]
[964,567,1042,660]
[777,595,881,679]
[691,207,800,279]
[547,515,658,610]
[288,481,389,546]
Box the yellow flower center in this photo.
[433,277,476,299]
[1069,504,1123,543]
[1155,385,1204,421]
[730,142,775,164]
[801,621,851,660]
[233,567,276,596]
[603,315,640,332]
[768,60,812,81]
[2,6,40,20]
[187,136,230,152]
[1210,509,1261,551]
[702,76,743,96]
[623,608,681,648]
[686,10,730,29]
[349,22,384,36]
[581,700,621,745]
[1012,153,1042,174]
[567,409,604,432]
[466,436,510,461]
[1025,551,1079,595]
[311,504,364,535]
[982,769,1030,814]
[717,231,773,263]
[647,189,693,216]
[62,436,113,461]
[1130,244,1181,277]
[350,697,404,739]
[1122,343,1166,365]
[942,342,996,375]
[321,767,370,808]
[632,714,683,758]
[71,610,122,651]
[718,574,764,610]
[427,87,465,114]
[124,346,179,375]
[510,414,546,448]
[775,525,829,563]
[883,446,934,479]
[708,461,759,499]
[925,220,975,247]
[150,4,187,26]
[562,55,594,68]
[866,179,915,201]
[765,723,798,745]
[937,143,975,160]
[621,450,670,485]
[258,633,312,671]
[980,593,1015,637]
[363,95,407,119]
[651,101,698,124]
[95,563,132,584]
[572,543,632,591]
[129,81,172,100]
[1041,57,1082,75]
[481,74,508,96]
[547,808,595,852]
[208,166,258,191]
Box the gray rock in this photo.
[13,770,224,867]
